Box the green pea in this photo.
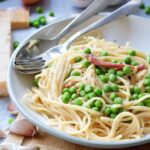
[137,102,145,106]
[95,68,102,75]
[145,74,150,79]
[49,11,55,17]
[101,51,108,56]
[63,92,71,98]
[63,88,69,93]
[110,113,117,119]
[145,6,150,15]
[108,69,116,74]
[111,105,120,114]
[38,16,46,21]
[33,77,40,87]
[111,84,119,92]
[39,18,47,25]
[90,101,95,108]
[114,97,123,104]
[85,94,90,100]
[144,78,150,86]
[138,93,145,99]
[101,67,107,73]
[80,90,86,97]
[124,56,132,64]
[70,70,80,76]
[112,60,118,63]
[130,87,134,94]
[144,99,150,107]
[109,74,117,82]
[8,118,15,124]
[110,93,117,101]
[75,57,82,63]
[104,107,111,115]
[133,86,141,94]
[61,92,71,103]
[145,86,150,93]
[128,50,136,56]
[84,48,91,54]
[79,83,85,91]
[99,75,108,83]
[131,61,138,66]
[94,88,102,97]
[92,107,99,111]
[123,66,131,75]
[73,98,83,106]
[139,2,145,9]
[147,56,150,64]
[69,87,76,94]
[82,60,90,68]
[131,94,138,100]
[85,85,93,93]
[35,6,43,14]
[71,93,78,100]
[103,84,112,92]
[95,100,103,108]
[33,20,40,28]
[13,41,20,49]
[117,71,124,77]
[88,92,96,99]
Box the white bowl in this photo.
[7,13,150,148]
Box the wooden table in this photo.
[5,114,150,150]
[5,132,150,150]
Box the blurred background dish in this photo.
[70,0,124,8]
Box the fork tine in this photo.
[15,62,44,69]
[15,65,44,70]
[16,66,43,71]
[15,57,44,64]
[16,57,43,61]
[15,63,44,70]
[15,60,45,66]
[18,69,41,74]
[16,63,45,68]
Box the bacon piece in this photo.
[9,119,36,137]
[137,64,146,71]
[87,55,146,71]
[7,102,18,115]
[64,81,76,88]
[76,90,80,95]
[87,55,125,69]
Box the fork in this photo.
[14,0,141,74]
[14,0,111,60]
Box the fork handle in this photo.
[53,0,112,41]
[64,0,141,48]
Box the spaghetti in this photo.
[23,32,150,141]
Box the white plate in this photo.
[7,13,150,148]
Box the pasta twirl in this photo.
[23,32,150,141]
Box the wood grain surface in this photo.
[5,115,150,150]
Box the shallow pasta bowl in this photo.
[7,13,150,148]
